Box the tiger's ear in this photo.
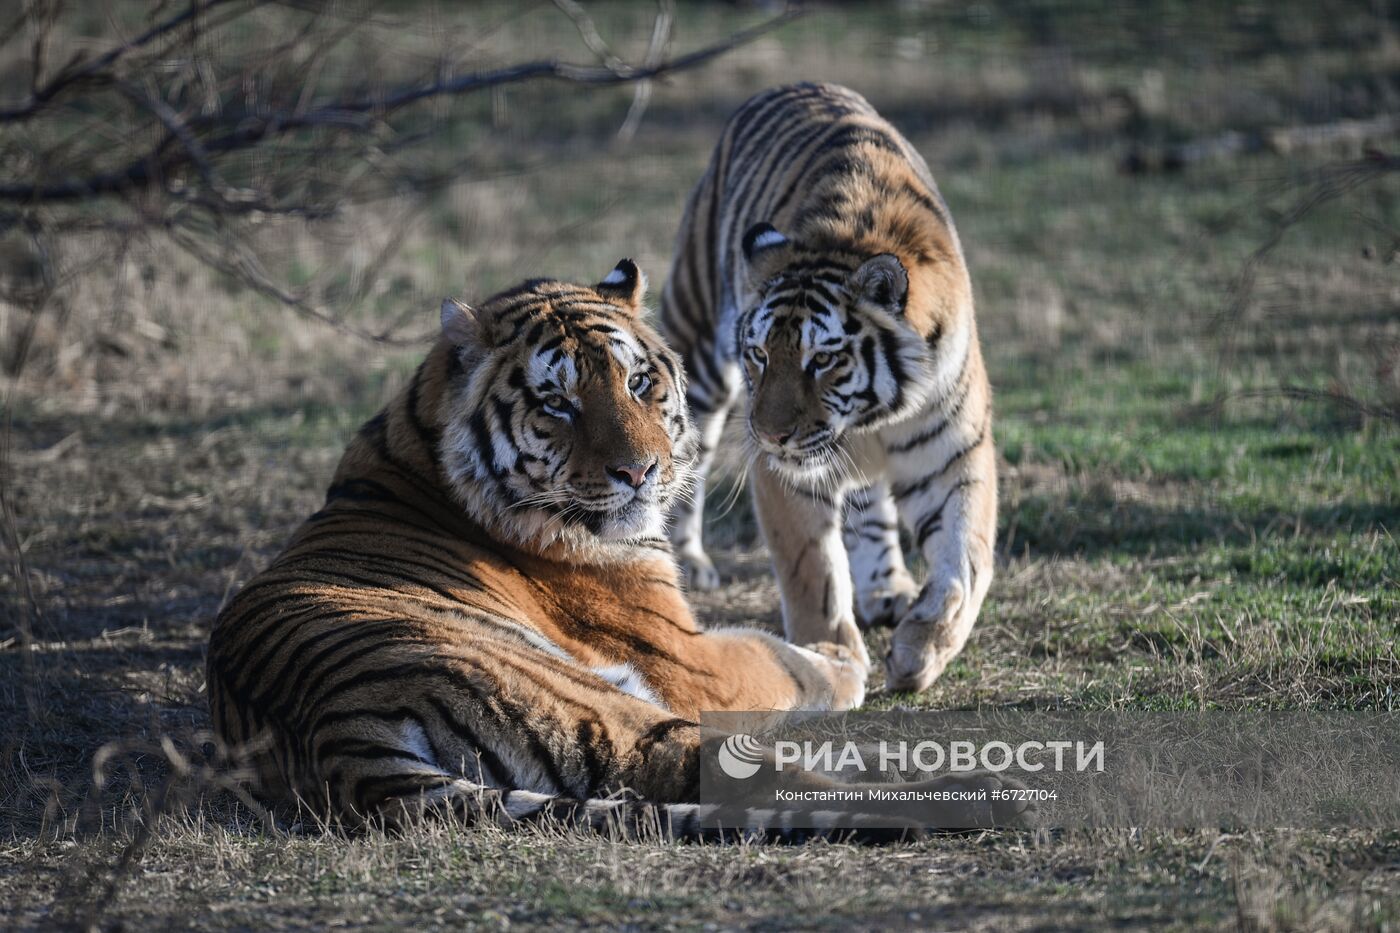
[741,222,794,286]
[441,297,485,347]
[849,253,909,314]
[595,258,647,312]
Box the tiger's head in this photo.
[735,223,938,483]
[437,261,696,557]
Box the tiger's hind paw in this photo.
[677,548,721,590]
[855,575,919,631]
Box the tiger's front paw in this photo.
[676,547,720,591]
[883,642,948,694]
[804,641,868,710]
[883,579,967,693]
[916,771,1041,830]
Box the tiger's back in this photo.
[662,82,973,350]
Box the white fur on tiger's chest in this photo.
[842,432,892,481]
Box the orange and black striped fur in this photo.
[206,262,1004,839]
[660,83,996,692]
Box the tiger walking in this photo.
[206,263,1019,838]
[660,83,996,693]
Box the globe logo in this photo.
[716,733,765,780]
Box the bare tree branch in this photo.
[0,1,797,356]
[0,6,797,204]
[550,0,677,140]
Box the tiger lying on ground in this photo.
[660,82,997,693]
[206,262,1024,839]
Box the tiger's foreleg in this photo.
[842,480,920,630]
[670,377,737,590]
[699,629,868,713]
[666,336,739,592]
[886,439,997,692]
[751,459,871,670]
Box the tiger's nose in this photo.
[760,428,794,447]
[607,458,658,488]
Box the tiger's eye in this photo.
[628,372,652,395]
[747,346,768,366]
[811,352,834,369]
[542,394,573,417]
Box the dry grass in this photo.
[3,1,1400,930]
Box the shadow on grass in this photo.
[1005,490,1398,570]
[0,639,210,839]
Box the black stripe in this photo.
[687,337,729,398]
[304,546,475,598]
[317,737,435,767]
[629,605,699,635]
[634,717,697,758]
[467,410,503,479]
[265,627,437,728]
[878,325,906,408]
[889,374,972,455]
[219,601,365,687]
[423,695,509,787]
[900,178,948,228]
[353,772,450,812]
[725,84,826,186]
[324,476,402,506]
[768,125,903,222]
[575,718,610,797]
[403,363,443,455]
[305,497,466,541]
[891,419,988,501]
[285,522,489,588]
[724,119,834,276]
[913,479,974,550]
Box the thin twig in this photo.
[1187,386,1399,425]
[0,0,251,122]
[617,0,675,143]
[162,222,435,346]
[552,0,627,72]
[1211,154,1400,373]
[116,81,220,189]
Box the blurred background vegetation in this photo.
[2,1,1397,929]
